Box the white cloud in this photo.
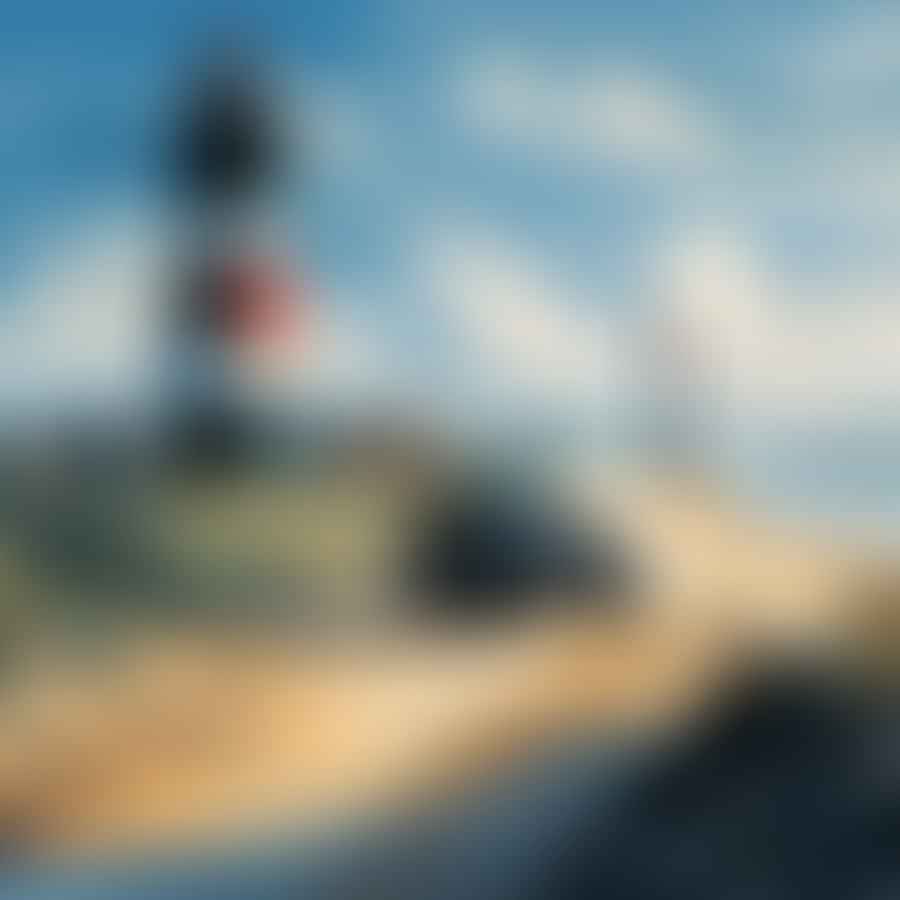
[425,226,626,410]
[793,136,900,222]
[454,46,723,172]
[655,226,900,428]
[786,7,900,93]
[1,209,164,419]
[569,68,719,166]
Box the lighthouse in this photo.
[166,51,300,472]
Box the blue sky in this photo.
[2,0,899,535]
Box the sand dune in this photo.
[0,468,896,860]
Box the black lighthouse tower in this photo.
[167,50,290,473]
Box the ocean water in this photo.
[737,430,900,551]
